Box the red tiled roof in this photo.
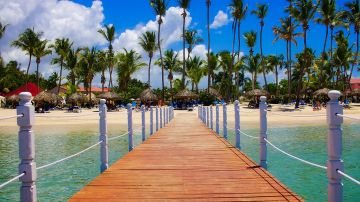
[77,87,110,92]
[6,82,41,97]
[350,78,360,84]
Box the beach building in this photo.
[350,78,360,89]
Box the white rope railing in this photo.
[264,138,327,170]
[36,141,102,170]
[35,113,98,118]
[337,170,360,185]
[238,129,259,139]
[336,113,360,121]
[0,114,23,120]
[108,132,129,141]
[0,172,25,189]
[266,110,326,117]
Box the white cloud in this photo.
[210,10,230,29]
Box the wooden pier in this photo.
[70,112,302,201]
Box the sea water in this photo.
[0,124,359,201]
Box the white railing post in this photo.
[259,96,267,169]
[99,99,108,173]
[198,105,200,119]
[150,106,154,135]
[207,107,210,128]
[216,104,219,134]
[210,105,213,130]
[223,103,227,139]
[17,92,37,202]
[165,107,168,125]
[235,100,241,150]
[326,90,343,202]
[127,103,133,152]
[156,106,159,131]
[160,107,163,128]
[141,105,146,142]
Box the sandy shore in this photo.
[0,103,359,134]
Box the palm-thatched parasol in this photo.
[244,89,269,97]
[7,95,19,102]
[350,88,360,95]
[83,93,98,102]
[174,89,199,100]
[139,88,158,102]
[313,88,330,97]
[33,91,54,103]
[208,87,221,97]
[97,92,121,100]
[67,93,84,102]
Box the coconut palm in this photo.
[150,0,167,100]
[267,54,285,97]
[315,0,336,84]
[11,28,42,86]
[252,3,269,91]
[207,52,219,86]
[0,22,8,40]
[273,17,301,101]
[98,24,116,89]
[64,48,80,86]
[139,31,157,86]
[34,39,51,91]
[116,49,147,92]
[156,49,181,100]
[233,54,246,96]
[243,31,257,57]
[177,0,191,89]
[339,0,360,89]
[79,47,100,103]
[186,56,203,91]
[187,57,205,93]
[206,0,211,92]
[230,0,247,87]
[245,54,261,90]
[289,0,317,108]
[96,50,108,92]
[50,38,73,94]
[185,30,203,61]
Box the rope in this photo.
[108,132,129,141]
[266,110,326,117]
[337,170,360,185]
[0,172,25,189]
[0,114,23,120]
[36,113,98,118]
[264,138,327,170]
[238,129,259,139]
[336,114,360,121]
[36,141,102,170]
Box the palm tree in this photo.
[11,28,42,86]
[230,0,247,90]
[116,49,147,92]
[273,17,301,101]
[96,50,108,92]
[50,38,73,94]
[98,24,116,89]
[206,0,211,92]
[245,54,261,90]
[185,30,203,61]
[315,0,336,84]
[289,0,317,108]
[79,47,99,103]
[186,56,203,90]
[139,31,157,86]
[252,3,269,91]
[339,0,360,90]
[177,0,191,89]
[243,31,257,57]
[267,54,285,97]
[207,52,219,86]
[187,56,205,93]
[233,55,246,96]
[156,49,181,100]
[64,48,80,87]
[150,0,167,100]
[0,22,8,40]
[33,39,51,91]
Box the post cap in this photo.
[100,99,106,104]
[328,90,341,100]
[260,96,267,102]
[234,100,239,104]
[19,92,32,103]
[127,103,132,109]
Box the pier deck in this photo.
[70,112,302,201]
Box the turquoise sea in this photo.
[0,123,359,201]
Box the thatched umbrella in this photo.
[244,89,269,97]
[7,95,19,102]
[313,88,330,97]
[33,91,54,103]
[208,87,221,97]
[140,88,158,102]
[350,88,360,95]
[83,93,98,102]
[97,92,121,100]
[67,93,84,102]
[174,89,199,100]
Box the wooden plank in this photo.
[70,112,303,201]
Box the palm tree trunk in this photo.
[320,25,329,85]
[260,23,268,92]
[230,20,237,101]
[170,77,173,101]
[158,20,165,101]
[207,0,211,93]
[237,21,241,96]
[295,28,307,108]
[36,61,40,92]
[148,56,152,86]
[181,9,186,89]
[57,60,63,94]
[275,65,279,97]
[26,54,32,90]
[287,40,291,102]
[101,69,105,92]
[348,31,359,91]
[89,79,92,107]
